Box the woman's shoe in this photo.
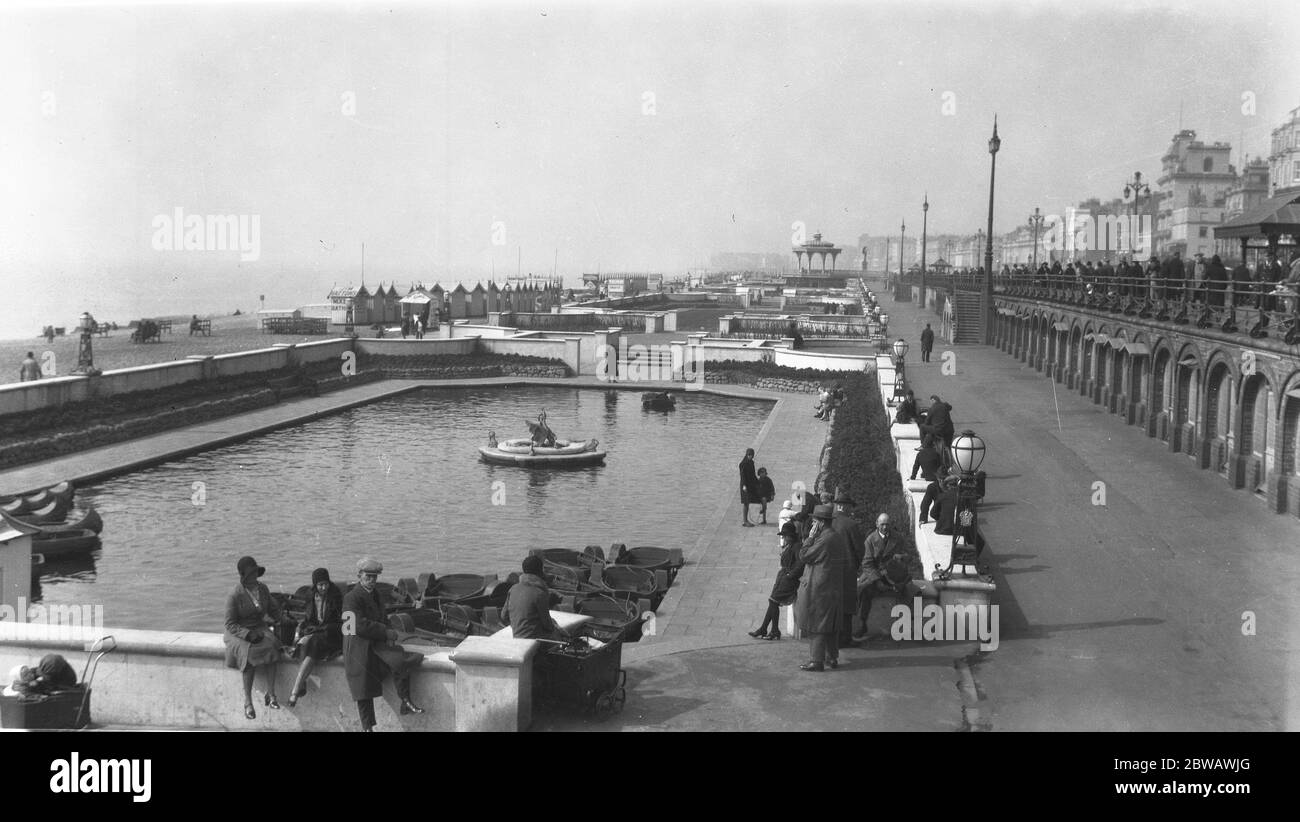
[244,703,256,720]
[748,629,767,639]
[766,630,781,641]
[286,694,297,708]
[264,693,281,710]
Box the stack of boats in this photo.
[0,482,104,560]
[269,544,685,648]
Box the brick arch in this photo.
[1203,356,1235,474]
[1151,343,1174,441]
[1237,371,1272,492]
[1279,370,1300,477]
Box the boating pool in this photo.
[35,386,773,632]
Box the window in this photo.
[1203,157,1214,173]
[1199,226,1209,238]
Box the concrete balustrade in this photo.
[0,619,574,732]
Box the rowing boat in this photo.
[30,529,101,559]
[22,506,104,536]
[478,445,607,467]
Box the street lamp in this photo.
[984,116,1001,345]
[943,429,987,577]
[891,339,910,399]
[1122,171,1150,258]
[1028,207,1045,272]
[920,194,929,308]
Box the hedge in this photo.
[820,372,922,578]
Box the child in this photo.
[756,467,776,525]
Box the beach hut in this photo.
[469,283,487,317]
[449,283,469,319]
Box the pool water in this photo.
[36,386,773,631]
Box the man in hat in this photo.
[341,557,425,731]
[854,513,910,642]
[502,555,569,641]
[794,504,847,672]
[830,491,865,646]
[920,323,934,363]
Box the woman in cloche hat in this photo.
[223,555,287,720]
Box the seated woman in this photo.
[288,568,344,708]
[749,522,805,640]
[895,389,919,424]
[224,555,287,719]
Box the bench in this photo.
[189,319,211,336]
[156,319,174,334]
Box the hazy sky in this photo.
[2,0,1298,338]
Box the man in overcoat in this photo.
[830,492,865,646]
[342,557,425,731]
[795,504,847,672]
[919,324,934,362]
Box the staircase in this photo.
[952,292,984,344]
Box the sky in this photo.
[2,0,1298,339]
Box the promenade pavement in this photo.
[882,284,1300,731]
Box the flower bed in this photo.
[703,359,854,392]
[820,372,922,577]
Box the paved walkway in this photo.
[882,286,1300,731]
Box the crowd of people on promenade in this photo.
[934,250,1300,312]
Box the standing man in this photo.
[854,514,911,642]
[19,352,42,382]
[920,323,934,363]
[830,492,865,647]
[739,448,761,527]
[795,504,847,672]
[342,557,425,732]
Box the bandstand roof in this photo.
[1215,192,1300,239]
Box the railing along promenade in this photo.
[902,272,1297,340]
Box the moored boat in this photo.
[641,391,676,411]
[24,506,104,536]
[17,495,73,524]
[422,573,492,602]
[479,444,606,467]
[569,594,646,643]
[594,564,665,612]
[613,544,685,587]
[30,529,101,560]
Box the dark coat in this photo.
[739,456,760,498]
[341,584,399,701]
[911,446,940,481]
[1205,259,1228,306]
[768,540,804,605]
[932,486,960,535]
[757,476,775,503]
[926,400,955,441]
[830,512,865,613]
[501,574,560,639]
[920,327,934,349]
[859,529,908,589]
[300,583,344,660]
[794,524,846,634]
[895,396,918,424]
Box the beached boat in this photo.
[641,391,676,411]
[594,564,666,612]
[422,573,492,602]
[30,529,101,560]
[569,594,645,643]
[23,506,104,536]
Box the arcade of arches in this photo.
[993,299,1300,517]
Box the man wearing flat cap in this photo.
[341,556,425,731]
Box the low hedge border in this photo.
[819,372,922,578]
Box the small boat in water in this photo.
[30,529,101,560]
[641,391,676,411]
[16,495,74,524]
[24,506,104,535]
[568,594,646,643]
[478,410,607,467]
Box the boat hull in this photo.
[479,447,606,467]
[31,530,101,559]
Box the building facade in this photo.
[1154,130,1237,258]
[1268,105,1300,198]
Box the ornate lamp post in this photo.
[984,116,1001,345]
[1028,207,1044,272]
[920,194,929,307]
[1122,171,1150,258]
[943,429,987,576]
[891,338,909,400]
[899,219,906,286]
[72,312,100,376]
